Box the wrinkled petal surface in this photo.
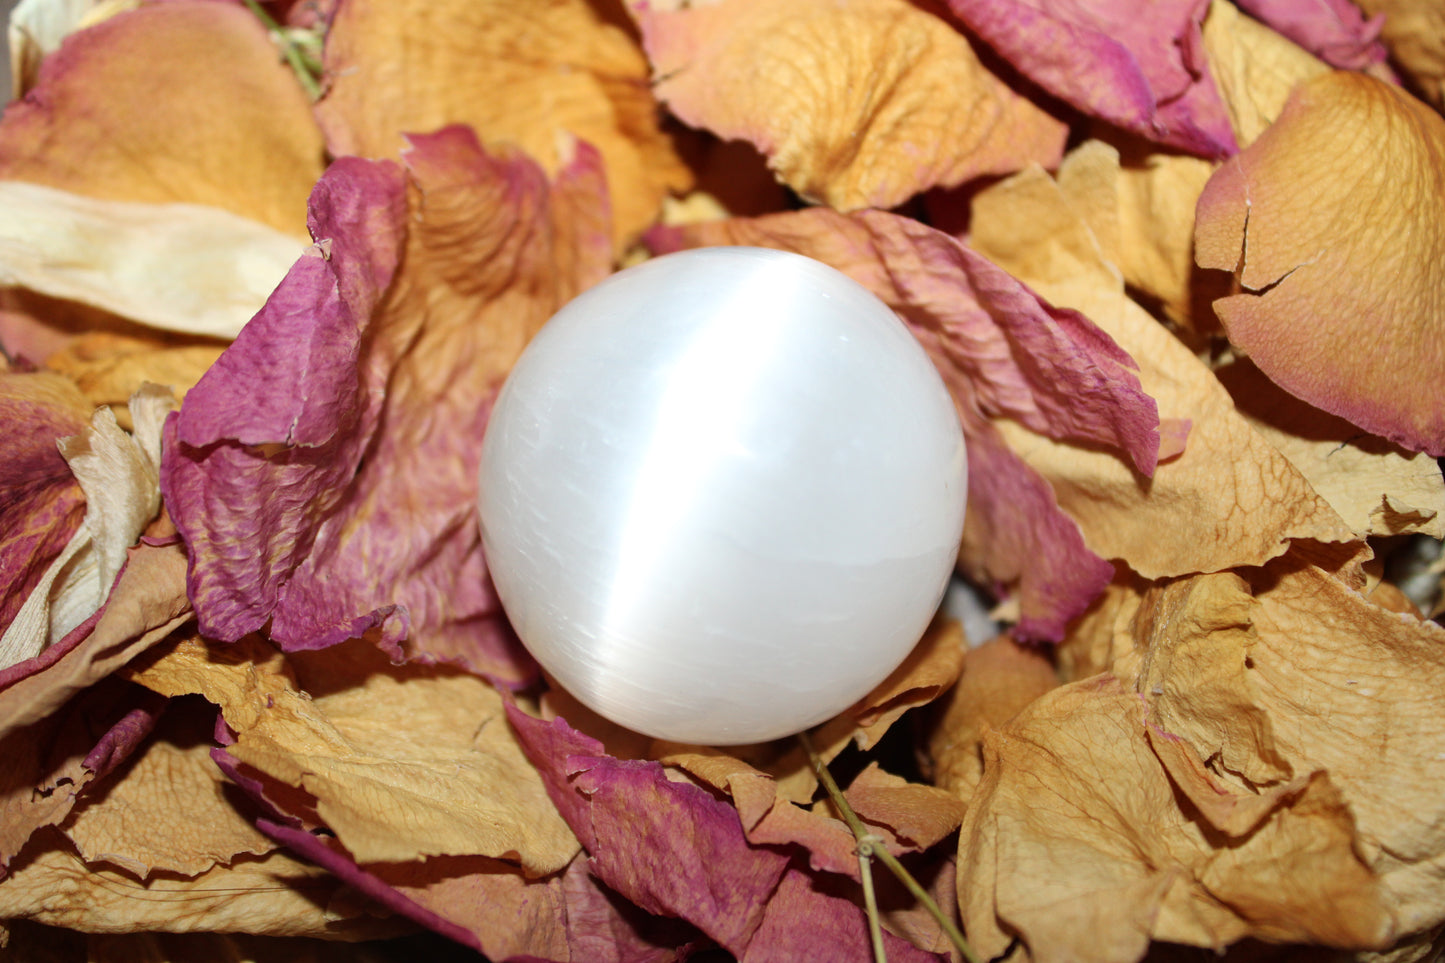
[1234,0,1387,70]
[636,0,1067,210]
[970,162,1359,578]
[943,0,1236,156]
[1355,0,1445,108]
[1195,72,1445,456]
[318,0,690,245]
[163,131,611,674]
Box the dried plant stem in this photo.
[241,0,324,100]
[800,731,982,963]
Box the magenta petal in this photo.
[1233,0,1388,70]
[964,421,1114,643]
[944,0,1237,156]
[742,867,945,963]
[508,705,792,956]
[162,158,408,649]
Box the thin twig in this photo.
[241,0,324,100]
[857,837,888,963]
[800,730,982,963]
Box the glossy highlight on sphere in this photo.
[478,247,967,745]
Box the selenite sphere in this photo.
[477,247,967,745]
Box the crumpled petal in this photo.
[1,386,172,667]
[942,0,1236,156]
[41,327,224,418]
[955,675,1392,963]
[163,130,611,674]
[0,1,324,235]
[60,698,274,877]
[262,824,699,961]
[634,0,1067,210]
[1355,0,1445,108]
[1218,359,1445,539]
[1233,0,1387,70]
[1195,72,1445,456]
[0,540,190,873]
[127,634,579,876]
[0,837,399,938]
[0,372,89,636]
[970,162,1360,578]
[318,0,690,246]
[651,209,1158,638]
[0,181,307,339]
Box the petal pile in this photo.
[4,0,1445,960]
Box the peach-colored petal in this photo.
[971,163,1358,579]
[1195,71,1445,456]
[0,1,324,235]
[635,0,1067,210]
[7,0,138,97]
[317,0,690,246]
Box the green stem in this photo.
[799,731,982,963]
[241,0,323,100]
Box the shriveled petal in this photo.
[42,328,223,423]
[943,0,1236,156]
[318,0,690,245]
[1219,359,1445,539]
[955,676,1392,962]
[971,162,1359,578]
[128,635,579,876]
[0,372,89,638]
[0,1,324,235]
[164,132,610,674]
[636,0,1066,210]
[61,699,274,877]
[1232,0,1387,70]
[0,182,307,339]
[2,388,173,666]
[0,838,397,938]
[7,0,136,96]
[1195,72,1445,456]
[1355,0,1445,108]
[508,705,792,956]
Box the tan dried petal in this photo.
[928,634,1058,802]
[129,637,579,875]
[61,701,273,877]
[971,163,1357,578]
[1218,359,1445,538]
[637,0,1066,210]
[0,834,394,938]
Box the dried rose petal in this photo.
[942,0,1236,156]
[1232,0,1387,70]
[1355,0,1445,108]
[635,0,1066,210]
[1195,72,1445,456]
[163,130,610,674]
[0,1,324,234]
[318,0,690,245]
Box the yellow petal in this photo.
[637,0,1067,210]
[1200,0,1329,147]
[1354,0,1445,109]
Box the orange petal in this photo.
[636,0,1067,210]
[1195,71,1445,456]
[0,2,325,235]
[1354,0,1445,109]
[317,0,690,246]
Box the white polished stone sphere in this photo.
[478,247,967,745]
